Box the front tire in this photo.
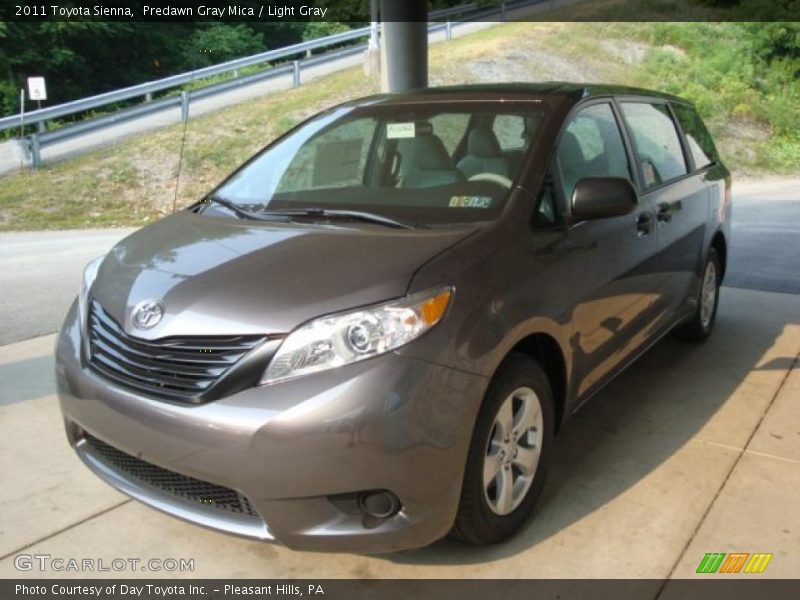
[675,247,721,343]
[451,354,554,545]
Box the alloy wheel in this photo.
[483,386,544,516]
[700,260,717,329]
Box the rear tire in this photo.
[675,247,721,343]
[451,354,554,545]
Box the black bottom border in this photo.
[4,579,800,600]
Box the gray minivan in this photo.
[56,83,731,552]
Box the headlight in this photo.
[78,255,105,327]
[262,286,453,384]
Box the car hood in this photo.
[90,211,478,339]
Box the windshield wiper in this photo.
[204,196,291,222]
[260,208,416,230]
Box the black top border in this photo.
[2,0,799,23]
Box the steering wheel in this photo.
[468,172,513,189]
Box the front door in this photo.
[555,101,661,398]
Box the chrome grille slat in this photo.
[84,433,258,517]
[91,304,258,355]
[92,352,213,391]
[89,319,242,366]
[87,300,266,403]
[91,337,225,379]
[91,361,210,397]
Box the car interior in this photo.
[390,113,536,191]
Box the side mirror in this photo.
[571,177,637,220]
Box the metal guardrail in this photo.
[5,0,552,168]
[0,26,372,134]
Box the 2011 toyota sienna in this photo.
[56,83,731,553]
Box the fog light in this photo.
[357,490,401,519]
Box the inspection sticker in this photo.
[387,122,416,139]
[449,196,493,208]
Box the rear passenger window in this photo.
[430,113,470,156]
[493,115,526,150]
[620,102,688,188]
[556,103,631,202]
[671,103,717,169]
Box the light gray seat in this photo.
[456,128,513,180]
[397,133,464,189]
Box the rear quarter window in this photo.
[493,115,527,150]
[671,103,717,169]
[620,102,688,189]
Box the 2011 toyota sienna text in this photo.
[55,83,731,553]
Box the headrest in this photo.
[557,131,586,174]
[398,134,453,171]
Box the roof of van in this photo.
[347,82,689,106]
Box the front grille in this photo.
[87,300,265,403]
[84,433,258,517]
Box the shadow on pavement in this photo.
[0,355,55,406]
[385,285,799,565]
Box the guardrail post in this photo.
[446,21,452,41]
[180,91,190,123]
[501,1,507,21]
[145,92,152,103]
[292,61,301,87]
[37,121,47,133]
[30,133,42,169]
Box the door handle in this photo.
[636,212,653,237]
[657,202,673,223]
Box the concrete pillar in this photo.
[363,0,381,77]
[379,0,428,93]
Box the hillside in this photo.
[0,21,797,230]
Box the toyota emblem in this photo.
[131,299,164,330]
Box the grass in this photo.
[1,20,797,231]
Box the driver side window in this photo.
[556,103,631,204]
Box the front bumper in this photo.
[56,302,488,553]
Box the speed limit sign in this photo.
[27,77,47,101]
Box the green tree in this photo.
[181,24,266,69]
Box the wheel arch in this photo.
[710,229,727,279]
[501,332,569,434]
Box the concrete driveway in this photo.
[0,178,798,579]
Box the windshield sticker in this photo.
[387,122,416,139]
[449,196,493,208]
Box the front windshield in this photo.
[211,102,547,225]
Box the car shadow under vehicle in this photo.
[382,284,799,565]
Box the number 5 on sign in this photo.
[27,77,47,101]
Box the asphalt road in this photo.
[726,179,800,295]
[0,178,796,346]
[0,228,136,344]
